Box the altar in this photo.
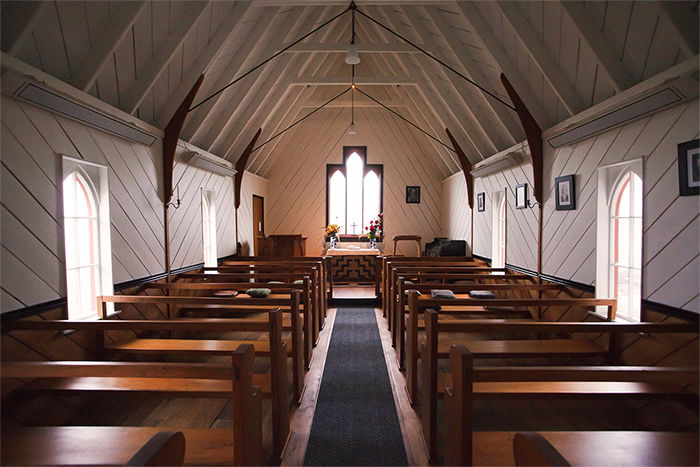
[325,244,382,284]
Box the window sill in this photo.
[61,309,122,335]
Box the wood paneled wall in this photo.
[264,106,445,256]
[1,95,236,314]
[443,98,699,314]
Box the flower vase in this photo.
[330,236,338,249]
[369,237,377,249]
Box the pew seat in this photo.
[109,338,295,356]
[1,427,234,466]
[432,338,606,359]
[472,431,700,466]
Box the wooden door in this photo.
[253,195,265,255]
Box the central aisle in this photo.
[304,307,409,466]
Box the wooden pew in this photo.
[510,431,700,467]
[179,271,324,344]
[98,293,305,404]
[1,344,263,466]
[2,429,187,466]
[377,255,476,298]
[147,281,314,370]
[392,282,563,368]
[405,293,617,405]
[442,345,699,465]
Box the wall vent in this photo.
[14,82,157,146]
[470,151,525,178]
[188,152,236,177]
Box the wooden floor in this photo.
[332,285,377,299]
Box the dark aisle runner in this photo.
[304,307,409,466]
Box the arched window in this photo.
[491,191,506,268]
[202,190,217,267]
[327,147,383,236]
[609,171,643,321]
[63,170,101,320]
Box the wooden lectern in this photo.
[257,234,307,256]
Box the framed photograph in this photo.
[476,192,485,212]
[678,139,700,196]
[555,174,576,210]
[515,183,528,209]
[406,186,420,203]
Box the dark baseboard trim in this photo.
[1,254,239,323]
[472,253,490,263]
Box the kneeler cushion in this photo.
[246,288,272,298]
[469,290,496,299]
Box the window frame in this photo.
[62,156,114,321]
[201,189,218,268]
[326,146,384,241]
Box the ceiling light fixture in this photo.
[345,2,360,65]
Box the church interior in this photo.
[1,0,699,465]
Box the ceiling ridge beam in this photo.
[155,1,252,128]
[455,1,551,128]
[424,5,522,144]
[558,1,636,93]
[496,1,585,116]
[290,76,416,85]
[70,1,147,92]
[123,0,210,115]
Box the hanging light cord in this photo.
[250,87,352,154]
[351,5,516,112]
[355,87,456,152]
[189,6,352,112]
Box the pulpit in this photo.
[257,234,307,257]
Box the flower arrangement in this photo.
[325,224,341,237]
[363,213,383,240]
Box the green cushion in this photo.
[267,281,285,284]
[293,280,304,285]
[431,289,456,299]
[246,288,272,298]
[469,290,496,299]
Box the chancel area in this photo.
[1,0,699,465]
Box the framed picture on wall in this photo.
[515,184,528,209]
[477,192,485,212]
[678,139,700,196]
[406,186,420,203]
[555,174,576,210]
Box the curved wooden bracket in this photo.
[234,128,262,210]
[445,128,474,209]
[500,73,543,204]
[163,74,205,203]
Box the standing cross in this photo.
[350,222,358,234]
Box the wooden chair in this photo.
[392,235,422,256]
[1,344,263,466]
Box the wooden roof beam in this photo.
[424,5,522,144]
[123,1,210,115]
[282,42,418,53]
[290,76,416,85]
[155,1,252,128]
[70,1,147,92]
[558,1,636,93]
[496,1,585,116]
[1,1,48,56]
[455,1,551,128]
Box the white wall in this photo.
[1,95,236,313]
[443,98,699,313]
[238,171,269,256]
[264,106,445,256]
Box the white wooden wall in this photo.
[238,171,269,256]
[265,106,444,257]
[443,98,699,313]
[1,95,235,314]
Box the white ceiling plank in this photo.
[283,42,417,53]
[1,1,47,56]
[559,1,636,93]
[455,1,551,128]
[70,1,147,92]
[155,1,252,128]
[122,1,210,115]
[654,0,699,57]
[181,8,278,142]
[496,1,585,116]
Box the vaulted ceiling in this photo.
[2,1,697,175]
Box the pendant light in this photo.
[345,4,360,65]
